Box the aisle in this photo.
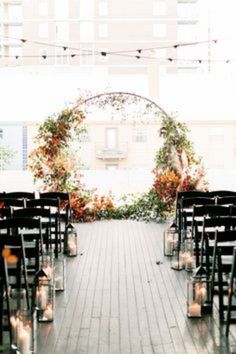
[37,220,236,354]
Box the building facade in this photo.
[0,0,207,75]
[1,119,236,172]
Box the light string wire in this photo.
[0,34,234,63]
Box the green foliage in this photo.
[155,116,195,170]
[0,144,15,170]
[93,189,170,222]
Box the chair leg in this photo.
[225,248,236,336]
[21,247,30,310]
[211,244,217,304]
[225,283,233,336]
[217,251,225,322]
[195,231,200,267]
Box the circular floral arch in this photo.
[78,91,170,120]
[29,91,207,222]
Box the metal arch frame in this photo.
[74,91,170,119]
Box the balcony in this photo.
[96,143,128,160]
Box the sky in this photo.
[1,0,236,122]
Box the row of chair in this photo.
[0,191,73,349]
[174,190,236,335]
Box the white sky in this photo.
[1,0,236,122]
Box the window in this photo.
[8,25,22,43]
[80,22,94,42]
[153,24,167,37]
[55,22,69,41]
[8,5,22,21]
[55,47,68,65]
[39,1,48,16]
[79,44,94,65]
[153,1,167,16]
[178,24,198,41]
[54,0,68,19]
[80,0,94,19]
[98,24,108,38]
[106,128,117,149]
[38,23,48,38]
[133,127,147,142]
[99,2,108,16]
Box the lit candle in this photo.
[19,328,31,354]
[188,301,201,317]
[172,260,184,269]
[166,235,175,255]
[44,304,53,321]
[196,284,207,303]
[55,276,63,290]
[180,251,188,264]
[185,257,193,272]
[37,286,48,310]
[68,241,77,256]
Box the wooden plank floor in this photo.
[34,220,236,354]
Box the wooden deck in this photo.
[36,220,236,354]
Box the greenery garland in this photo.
[29,94,208,222]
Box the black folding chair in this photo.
[208,190,236,198]
[13,208,52,251]
[39,192,71,221]
[0,234,30,308]
[0,218,43,277]
[0,198,25,209]
[211,230,236,318]
[26,198,61,257]
[3,192,35,200]
[175,190,209,230]
[216,196,236,206]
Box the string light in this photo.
[0,34,235,64]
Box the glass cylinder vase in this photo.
[65,223,78,257]
[10,289,37,353]
[187,266,212,318]
[54,254,66,291]
[35,270,54,322]
[163,227,178,257]
[182,238,195,272]
[40,251,54,282]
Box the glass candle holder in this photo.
[54,254,66,291]
[35,270,54,322]
[65,223,77,257]
[10,308,37,354]
[163,228,178,257]
[187,266,212,318]
[10,288,27,313]
[40,251,54,282]
[183,238,195,272]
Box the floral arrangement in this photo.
[152,116,208,215]
[28,94,208,222]
[28,108,86,191]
